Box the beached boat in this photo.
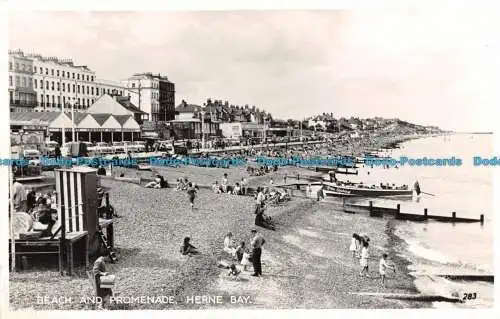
[322,181,414,197]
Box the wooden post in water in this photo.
[452,212,456,221]
[369,201,373,216]
[424,208,428,219]
[396,204,401,219]
[480,214,484,224]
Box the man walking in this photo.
[250,229,266,277]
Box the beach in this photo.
[9,137,431,309]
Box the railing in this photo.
[10,100,37,107]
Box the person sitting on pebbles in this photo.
[232,183,241,195]
[227,264,241,280]
[212,181,222,194]
[180,237,199,256]
[145,174,168,189]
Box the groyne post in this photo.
[452,212,456,221]
[480,214,484,225]
[396,204,401,219]
[424,208,428,219]
[369,201,373,216]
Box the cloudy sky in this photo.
[7,9,499,131]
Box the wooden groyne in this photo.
[343,201,485,224]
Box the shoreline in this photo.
[9,133,436,310]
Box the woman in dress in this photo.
[349,233,360,259]
[223,232,236,257]
[359,241,370,277]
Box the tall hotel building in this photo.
[9,49,113,113]
[122,73,175,122]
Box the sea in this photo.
[334,133,494,308]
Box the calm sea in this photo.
[337,134,494,308]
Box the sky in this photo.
[7,9,499,131]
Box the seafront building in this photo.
[122,73,176,122]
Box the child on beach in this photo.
[227,264,241,280]
[186,182,197,209]
[379,253,396,286]
[234,241,245,262]
[349,233,360,258]
[359,241,370,277]
[223,232,236,257]
[240,249,251,272]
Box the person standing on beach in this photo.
[186,182,197,210]
[359,241,370,277]
[221,173,229,193]
[379,253,396,287]
[349,233,360,259]
[12,178,27,212]
[255,187,265,214]
[241,177,248,195]
[250,229,265,277]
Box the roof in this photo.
[114,115,132,125]
[90,113,112,125]
[115,96,146,114]
[64,112,88,124]
[176,102,202,113]
[10,111,62,123]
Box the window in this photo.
[9,62,12,70]
[46,95,49,106]
[40,94,44,104]
[46,81,49,90]
[77,98,81,106]
[63,96,66,106]
[72,84,75,93]
[72,72,75,79]
[86,75,89,81]
[91,76,94,82]
[52,95,55,105]
[107,89,110,94]
[34,78,37,88]
[57,96,61,106]
[77,74,80,80]
[15,76,20,86]
[86,86,89,94]
[87,98,90,106]
[45,68,49,75]
[39,67,42,73]
[57,82,60,91]
[62,82,65,92]
[131,83,136,88]
[62,71,65,77]
[77,85,80,94]
[91,99,94,104]
[51,69,54,76]
[51,81,54,90]
[57,70,60,76]
[15,63,19,70]
[91,87,94,95]
[9,76,12,86]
